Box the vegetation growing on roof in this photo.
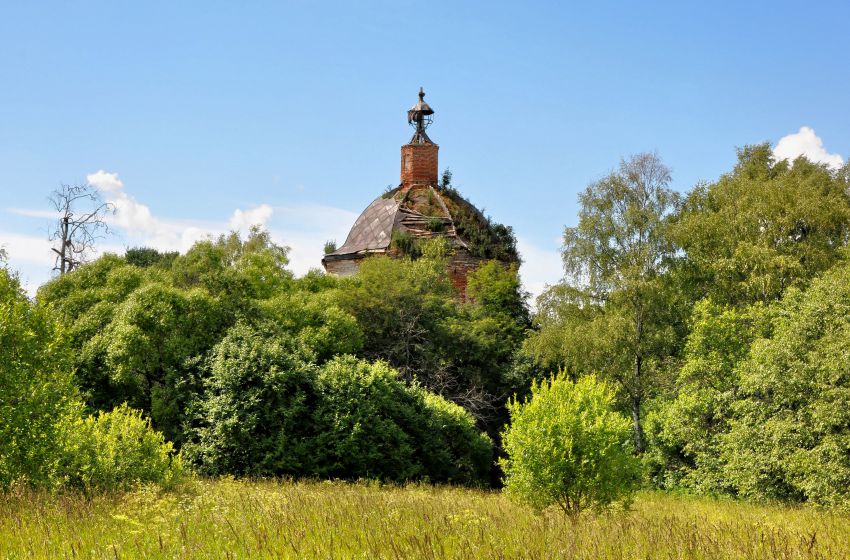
[390,230,422,259]
[440,187,519,262]
[425,217,446,232]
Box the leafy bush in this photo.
[257,291,363,362]
[58,404,184,492]
[184,322,317,476]
[187,347,492,484]
[312,357,492,484]
[500,374,642,515]
[124,247,178,269]
[1,268,183,492]
[417,390,493,484]
[425,217,445,232]
[0,269,76,489]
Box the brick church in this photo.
[321,89,519,297]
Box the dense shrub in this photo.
[183,322,317,476]
[0,269,76,489]
[643,300,771,492]
[312,357,492,484]
[187,347,492,484]
[500,374,642,515]
[58,404,184,492]
[1,268,183,492]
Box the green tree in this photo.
[527,153,682,452]
[124,247,178,268]
[722,260,850,507]
[644,299,770,491]
[105,283,226,444]
[466,261,530,328]
[335,254,455,383]
[337,252,531,431]
[500,374,642,515]
[38,228,298,445]
[672,145,850,306]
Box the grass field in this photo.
[1,479,847,559]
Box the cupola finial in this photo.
[407,87,434,144]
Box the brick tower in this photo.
[322,88,520,298]
[400,88,439,189]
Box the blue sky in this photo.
[1,1,848,297]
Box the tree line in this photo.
[3,142,850,509]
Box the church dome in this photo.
[323,182,518,265]
[321,89,518,294]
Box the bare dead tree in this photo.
[49,184,114,274]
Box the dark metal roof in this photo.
[324,196,402,259]
[408,87,434,117]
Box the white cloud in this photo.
[516,236,563,304]
[7,208,59,219]
[86,170,125,193]
[83,170,360,275]
[0,232,54,266]
[87,170,160,238]
[229,204,274,233]
[773,127,844,170]
[268,204,358,275]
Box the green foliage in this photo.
[336,255,530,437]
[36,228,314,449]
[644,300,770,492]
[323,240,337,255]
[528,153,683,453]
[124,247,178,269]
[466,261,529,327]
[336,255,454,379]
[1,268,183,492]
[187,346,492,484]
[438,167,453,189]
[425,217,445,232]
[104,284,226,444]
[722,261,850,507]
[390,230,422,258]
[58,404,184,492]
[0,268,76,489]
[312,357,492,484]
[672,144,850,306]
[184,322,317,476]
[258,291,363,362]
[501,374,642,515]
[451,203,519,261]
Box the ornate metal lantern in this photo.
[407,87,434,144]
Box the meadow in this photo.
[1,479,847,560]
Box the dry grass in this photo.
[1,479,847,559]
